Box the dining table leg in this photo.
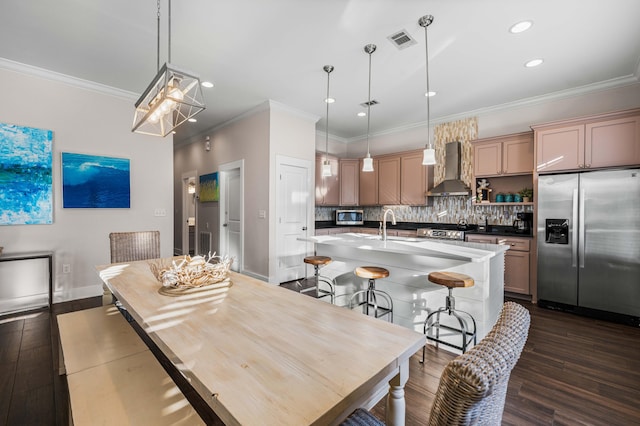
[385,360,409,426]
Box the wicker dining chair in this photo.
[109,231,161,263]
[105,231,161,310]
[341,301,531,426]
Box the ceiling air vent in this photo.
[387,29,417,50]
[360,100,379,107]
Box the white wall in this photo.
[0,65,174,303]
[268,102,318,283]
[174,101,318,283]
[174,104,270,278]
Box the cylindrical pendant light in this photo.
[362,44,376,172]
[419,15,436,166]
[321,65,334,177]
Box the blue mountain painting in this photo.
[62,153,130,208]
[0,123,53,225]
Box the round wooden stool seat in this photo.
[355,266,390,280]
[303,256,332,266]
[428,271,474,288]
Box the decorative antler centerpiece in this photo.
[150,253,233,290]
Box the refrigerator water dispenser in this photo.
[545,219,569,244]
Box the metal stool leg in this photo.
[300,264,335,303]
[349,279,393,322]
[420,288,477,363]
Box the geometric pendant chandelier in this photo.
[132,0,205,137]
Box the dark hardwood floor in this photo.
[1,285,639,425]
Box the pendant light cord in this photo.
[168,0,171,64]
[424,18,431,149]
[156,0,160,72]
[325,67,331,159]
[366,45,374,156]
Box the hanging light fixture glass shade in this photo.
[362,43,376,173]
[321,65,334,177]
[132,63,206,136]
[419,14,436,166]
[132,0,205,137]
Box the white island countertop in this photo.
[302,233,508,263]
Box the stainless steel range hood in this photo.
[427,141,471,196]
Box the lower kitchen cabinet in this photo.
[502,238,530,295]
[465,234,531,295]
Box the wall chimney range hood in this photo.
[427,141,471,196]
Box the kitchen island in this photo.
[302,233,509,344]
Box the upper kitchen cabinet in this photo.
[359,158,378,206]
[339,159,360,206]
[400,150,431,205]
[533,108,640,173]
[359,150,431,206]
[315,154,339,206]
[377,155,401,205]
[473,132,533,177]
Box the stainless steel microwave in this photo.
[335,209,364,225]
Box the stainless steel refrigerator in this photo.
[537,168,640,323]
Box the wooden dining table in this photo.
[97,258,425,426]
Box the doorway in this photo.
[219,160,244,272]
[275,156,312,284]
[181,171,197,256]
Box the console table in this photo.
[0,251,54,313]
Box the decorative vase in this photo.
[495,194,505,203]
[513,194,523,202]
[505,193,514,203]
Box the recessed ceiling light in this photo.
[424,91,436,97]
[201,81,214,88]
[188,118,197,123]
[525,58,544,68]
[325,97,335,104]
[509,20,533,34]
[357,112,366,117]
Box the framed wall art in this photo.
[62,152,130,208]
[0,122,53,225]
[199,172,219,202]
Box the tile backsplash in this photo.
[315,196,533,226]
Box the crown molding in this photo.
[0,57,138,100]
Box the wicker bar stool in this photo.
[420,271,477,362]
[299,256,335,303]
[349,266,393,322]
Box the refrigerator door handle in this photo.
[572,188,579,268]
[579,188,586,268]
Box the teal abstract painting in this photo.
[62,153,130,208]
[0,123,53,225]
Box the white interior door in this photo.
[277,161,310,283]
[220,161,243,273]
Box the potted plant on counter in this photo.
[519,188,533,203]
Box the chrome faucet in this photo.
[382,208,396,241]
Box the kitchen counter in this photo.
[305,233,507,263]
[301,233,508,349]
[315,221,533,238]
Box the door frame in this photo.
[274,155,313,284]
[219,160,244,273]
[181,170,197,256]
